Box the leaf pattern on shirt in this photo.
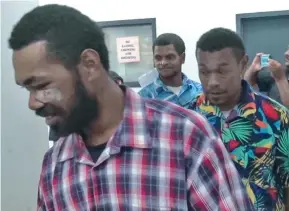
[189,81,289,211]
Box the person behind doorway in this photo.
[9,5,254,211]
[189,27,289,211]
[244,49,289,108]
[138,33,202,108]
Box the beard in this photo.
[38,80,99,139]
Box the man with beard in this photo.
[49,70,124,142]
[139,33,202,108]
[9,5,254,211]
[244,48,289,108]
[189,27,289,210]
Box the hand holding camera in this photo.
[245,53,286,85]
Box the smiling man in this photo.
[189,27,289,211]
[8,5,254,211]
[139,33,202,108]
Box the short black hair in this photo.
[196,27,245,61]
[153,33,185,55]
[8,4,109,71]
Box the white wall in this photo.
[39,0,288,83]
[1,1,50,210]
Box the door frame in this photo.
[98,18,156,40]
[97,18,157,87]
[236,10,289,38]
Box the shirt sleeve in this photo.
[37,186,46,211]
[195,81,203,94]
[37,150,53,211]
[184,113,255,211]
[275,109,289,188]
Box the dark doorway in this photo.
[236,10,289,103]
[236,10,289,65]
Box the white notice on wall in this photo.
[116,36,140,63]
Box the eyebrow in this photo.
[154,53,176,57]
[199,62,229,67]
[17,76,45,87]
[24,76,36,86]
[219,62,229,66]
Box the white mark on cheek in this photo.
[35,88,62,103]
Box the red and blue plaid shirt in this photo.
[38,88,254,211]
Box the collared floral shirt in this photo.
[38,88,254,211]
[138,74,202,108]
[189,80,289,211]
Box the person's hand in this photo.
[250,53,263,72]
[244,53,263,85]
[268,59,286,81]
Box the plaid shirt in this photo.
[138,73,202,108]
[38,88,254,211]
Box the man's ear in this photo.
[240,54,249,77]
[78,49,102,82]
[180,52,186,64]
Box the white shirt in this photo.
[167,86,182,95]
[222,110,232,119]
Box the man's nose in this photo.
[208,74,220,88]
[285,50,289,56]
[158,58,168,67]
[28,92,44,111]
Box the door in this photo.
[98,18,157,87]
[236,10,289,102]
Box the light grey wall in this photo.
[1,1,49,211]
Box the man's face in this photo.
[154,44,185,79]
[285,46,289,68]
[197,48,247,108]
[13,41,99,137]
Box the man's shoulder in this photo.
[144,97,194,117]
[186,78,202,89]
[253,91,289,123]
[143,98,220,156]
[254,91,288,112]
[138,82,156,97]
[41,137,69,165]
[187,93,204,110]
[143,97,212,133]
[187,79,202,86]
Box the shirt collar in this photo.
[154,73,191,93]
[57,87,153,162]
[194,80,257,120]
